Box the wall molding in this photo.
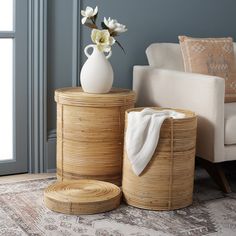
[28,0,48,173]
[27,1,83,173]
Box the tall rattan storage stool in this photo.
[122,107,197,211]
[55,87,136,186]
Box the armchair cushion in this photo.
[179,36,236,103]
[146,43,184,71]
[225,103,236,145]
[146,42,236,70]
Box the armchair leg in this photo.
[197,157,232,194]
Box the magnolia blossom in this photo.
[81,6,98,24]
[104,17,128,33]
[81,6,127,53]
[91,29,115,52]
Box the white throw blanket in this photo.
[125,108,185,176]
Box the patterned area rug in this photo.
[0,167,236,236]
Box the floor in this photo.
[0,165,235,236]
[0,173,55,184]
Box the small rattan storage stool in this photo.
[122,107,197,211]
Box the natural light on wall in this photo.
[0,0,14,161]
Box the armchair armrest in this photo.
[133,66,225,163]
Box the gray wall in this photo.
[46,0,236,171]
[47,0,74,132]
[81,0,236,88]
[46,0,74,170]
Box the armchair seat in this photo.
[225,103,236,145]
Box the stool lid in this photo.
[54,87,136,106]
[44,180,121,215]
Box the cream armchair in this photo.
[133,43,236,193]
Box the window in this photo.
[0,0,28,175]
[0,39,13,160]
[0,0,14,161]
[0,0,13,31]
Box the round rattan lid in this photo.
[54,87,136,107]
[44,180,121,215]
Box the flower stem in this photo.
[91,18,96,26]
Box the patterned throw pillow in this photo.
[179,36,236,103]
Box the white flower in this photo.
[104,17,117,30]
[81,6,98,24]
[91,29,115,52]
[104,17,128,33]
[114,22,128,33]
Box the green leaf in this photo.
[116,40,126,54]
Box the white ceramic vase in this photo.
[80,44,114,94]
